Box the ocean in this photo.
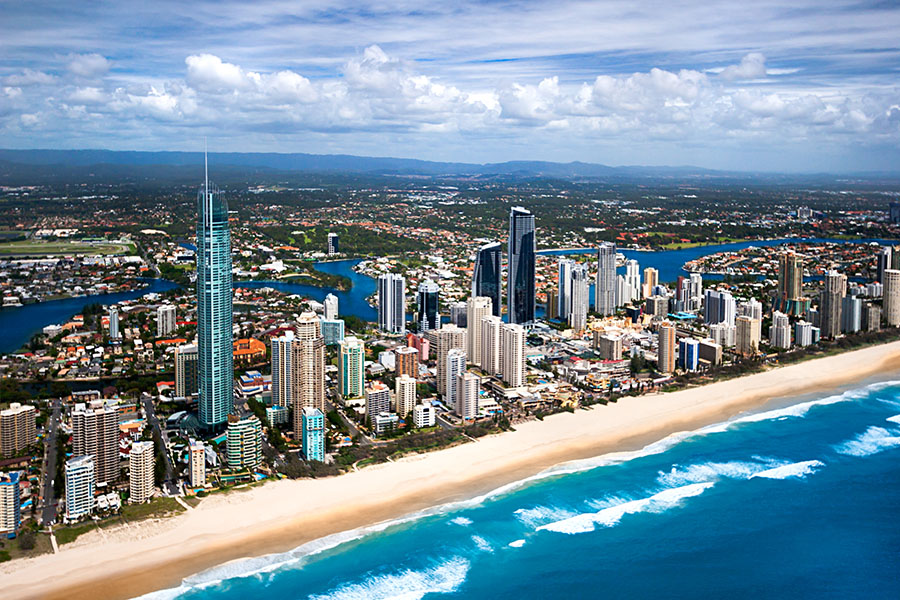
[137,378,900,599]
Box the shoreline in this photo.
[6,340,900,600]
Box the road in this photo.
[40,399,61,526]
[142,393,179,495]
[324,397,372,446]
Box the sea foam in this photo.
[834,426,900,457]
[536,482,715,535]
[308,556,470,600]
[749,460,824,480]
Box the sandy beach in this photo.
[6,340,900,600]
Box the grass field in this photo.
[0,239,135,257]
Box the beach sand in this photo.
[6,340,900,600]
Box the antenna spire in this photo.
[204,138,209,197]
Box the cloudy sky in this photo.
[2,1,899,172]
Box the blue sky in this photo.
[1,0,899,172]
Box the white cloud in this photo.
[719,52,768,81]
[67,53,110,78]
[5,69,56,86]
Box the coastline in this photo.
[6,340,900,600]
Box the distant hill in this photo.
[0,148,898,185]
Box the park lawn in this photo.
[660,236,747,250]
[55,521,99,545]
[120,496,186,521]
[0,530,54,560]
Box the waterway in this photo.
[1,239,888,354]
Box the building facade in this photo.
[129,441,155,504]
[378,273,406,333]
[0,403,36,457]
[65,455,95,520]
[338,336,365,400]
[595,242,617,316]
[72,401,119,486]
[301,407,325,462]
[472,242,502,317]
[225,415,262,470]
[508,207,536,326]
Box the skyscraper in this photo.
[0,403,36,457]
[72,401,119,486]
[197,152,233,428]
[776,252,803,313]
[270,331,294,409]
[456,371,480,420]
[736,315,760,357]
[324,293,339,320]
[480,315,503,377]
[508,207,536,325]
[108,306,120,340]
[338,336,365,400]
[569,263,589,331]
[770,311,792,349]
[466,296,493,368]
[0,472,21,536]
[291,312,326,439]
[226,414,261,470]
[472,242,502,317]
[643,267,659,299]
[883,268,900,326]
[557,258,575,320]
[395,346,419,379]
[625,259,641,303]
[434,324,467,397]
[65,455,95,520]
[416,279,440,332]
[157,305,176,337]
[378,273,406,333]
[395,374,417,419]
[819,270,847,338]
[657,322,676,374]
[301,407,325,462]
[129,441,155,504]
[445,348,467,407]
[189,439,206,488]
[595,242,617,316]
[678,338,700,371]
[175,344,198,398]
[876,246,892,284]
[327,232,339,255]
[704,289,736,326]
[501,323,525,388]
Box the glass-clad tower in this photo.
[417,279,440,332]
[507,207,535,326]
[472,242,502,317]
[197,153,233,428]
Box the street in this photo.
[39,399,61,526]
[141,393,179,495]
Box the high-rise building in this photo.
[645,295,669,319]
[819,270,847,338]
[189,439,206,488]
[434,324,466,397]
[698,339,723,366]
[108,306,120,340]
[365,381,391,421]
[501,323,525,388]
[301,407,325,462]
[769,311,792,349]
[569,263,589,331]
[480,315,503,377]
[883,269,900,326]
[678,338,700,372]
[777,252,803,310]
[704,289,736,326]
[395,346,419,380]
[327,232,339,255]
[449,301,467,327]
[378,273,406,333]
[395,374,417,419]
[414,403,436,428]
[709,322,736,347]
[416,279,440,333]
[321,318,345,345]
[877,246,892,284]
[890,202,900,225]
[270,331,294,409]
[0,402,36,457]
[466,296,493,368]
[128,441,155,504]
[736,315,760,357]
[657,322,676,374]
[508,207,536,326]
[557,258,575,320]
[546,291,559,320]
[65,455,95,520]
[594,333,623,361]
[175,344,198,398]
[197,154,233,429]
[595,242,617,316]
[157,305,176,337]
[625,259,641,303]
[738,298,763,343]
[225,415,261,470]
[339,337,365,400]
[863,302,882,332]
[643,267,659,299]
[445,348,467,407]
[324,293,339,320]
[794,320,814,347]
[291,313,326,440]
[456,371,480,420]
[841,295,862,334]
[472,242,502,318]
[72,401,119,486]
[0,472,21,536]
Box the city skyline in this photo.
[1,1,899,172]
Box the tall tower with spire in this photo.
[197,147,233,428]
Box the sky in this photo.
[1,0,899,173]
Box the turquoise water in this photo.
[137,377,900,599]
